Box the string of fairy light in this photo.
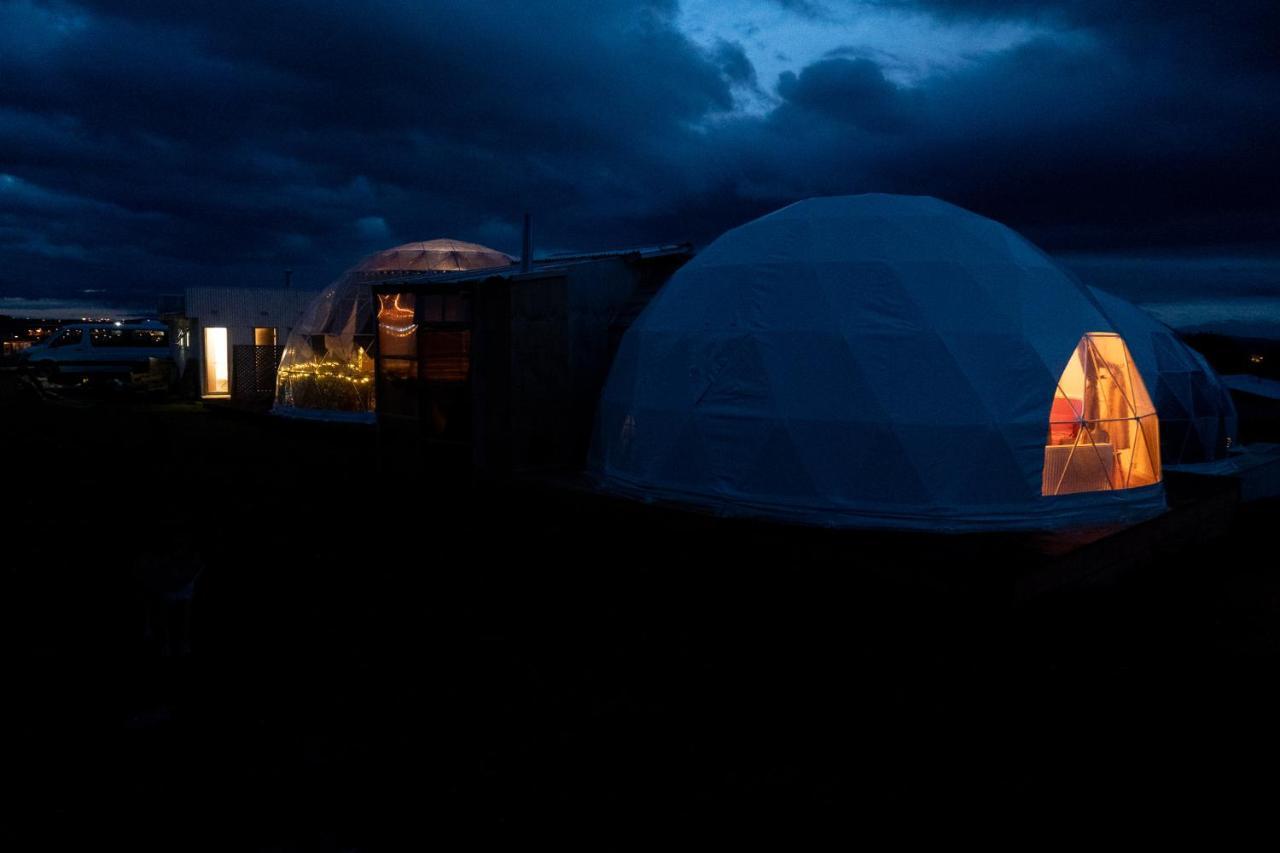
[276,360,374,385]
[277,346,374,410]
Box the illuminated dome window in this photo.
[1043,333,1161,496]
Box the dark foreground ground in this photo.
[4,383,1280,846]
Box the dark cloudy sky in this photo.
[2,0,1278,312]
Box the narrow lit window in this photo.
[203,327,230,396]
[376,293,418,416]
[254,327,277,346]
[1043,333,1160,496]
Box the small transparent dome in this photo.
[274,239,513,421]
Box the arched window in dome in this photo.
[1043,333,1161,496]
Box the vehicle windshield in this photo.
[91,327,168,347]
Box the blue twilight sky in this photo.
[1,0,1278,317]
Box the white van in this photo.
[20,319,172,381]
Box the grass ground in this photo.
[3,384,1279,845]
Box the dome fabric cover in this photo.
[589,194,1166,531]
[273,274,380,418]
[1087,286,1238,464]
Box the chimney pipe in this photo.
[521,213,532,273]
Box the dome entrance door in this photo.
[1043,333,1160,496]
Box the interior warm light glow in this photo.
[422,330,470,382]
[1042,332,1160,496]
[203,327,229,396]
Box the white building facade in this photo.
[175,287,316,398]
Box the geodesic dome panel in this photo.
[1087,286,1238,463]
[354,239,515,276]
[589,194,1167,531]
[273,239,512,421]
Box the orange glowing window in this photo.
[377,293,418,359]
[1042,333,1160,496]
[422,330,470,382]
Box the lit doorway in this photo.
[203,327,230,396]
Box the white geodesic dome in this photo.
[590,194,1169,531]
[273,239,513,420]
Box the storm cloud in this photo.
[1,0,1277,306]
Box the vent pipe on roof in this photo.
[521,213,532,273]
